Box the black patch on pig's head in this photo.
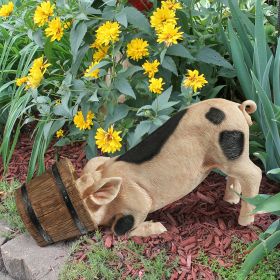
[205,107,225,125]
[219,130,244,160]
[117,109,188,164]
[113,215,134,235]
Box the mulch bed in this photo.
[0,132,279,279]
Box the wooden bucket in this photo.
[15,158,95,246]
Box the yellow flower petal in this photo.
[45,17,64,42]
[127,38,149,61]
[73,111,95,130]
[95,126,122,154]
[95,21,121,46]
[157,23,183,47]
[142,59,160,78]
[0,1,14,17]
[183,69,208,92]
[149,77,165,94]
[33,1,54,27]
[56,129,64,138]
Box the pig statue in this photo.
[76,98,262,237]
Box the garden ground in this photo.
[0,131,279,279]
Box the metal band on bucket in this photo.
[51,164,88,235]
[21,184,53,244]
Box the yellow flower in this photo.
[150,7,177,32]
[25,56,50,89]
[45,17,64,42]
[95,21,121,46]
[127,38,149,61]
[63,21,71,29]
[149,77,165,94]
[84,61,100,79]
[33,1,54,27]
[74,110,95,130]
[183,69,208,92]
[95,126,122,154]
[157,23,183,47]
[161,0,182,11]
[142,59,160,78]
[29,56,51,74]
[55,99,61,105]
[56,129,64,138]
[0,1,14,17]
[16,76,28,87]
[93,45,109,63]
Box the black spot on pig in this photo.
[205,107,225,125]
[117,109,188,164]
[113,215,134,235]
[219,130,244,160]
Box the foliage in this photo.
[0,0,235,181]
[237,193,280,279]
[59,232,177,280]
[196,237,280,280]
[0,181,26,238]
[226,0,280,182]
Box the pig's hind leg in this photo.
[220,160,261,226]
[223,176,241,204]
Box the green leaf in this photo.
[166,44,193,59]
[273,38,280,106]
[228,21,253,99]
[105,104,129,128]
[124,7,151,34]
[196,47,234,69]
[32,29,44,48]
[160,48,167,64]
[268,168,280,175]
[238,231,280,279]
[115,10,127,27]
[70,21,88,59]
[162,56,178,76]
[207,85,225,99]
[254,0,268,80]
[253,192,280,213]
[114,77,136,99]
[128,120,152,148]
[88,89,99,102]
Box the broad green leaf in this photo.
[166,44,193,59]
[268,168,280,175]
[253,192,280,213]
[124,7,151,34]
[70,21,88,59]
[160,48,167,64]
[162,56,178,76]
[196,47,234,70]
[114,77,136,99]
[115,10,127,27]
[105,104,129,128]
[127,120,152,148]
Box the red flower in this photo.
[128,0,153,11]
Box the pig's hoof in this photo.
[238,215,254,226]
[129,222,167,237]
[223,195,240,205]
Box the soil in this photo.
[0,132,279,280]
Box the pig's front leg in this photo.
[128,221,167,237]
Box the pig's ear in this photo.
[76,173,95,197]
[90,177,122,205]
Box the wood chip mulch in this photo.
[0,132,279,279]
